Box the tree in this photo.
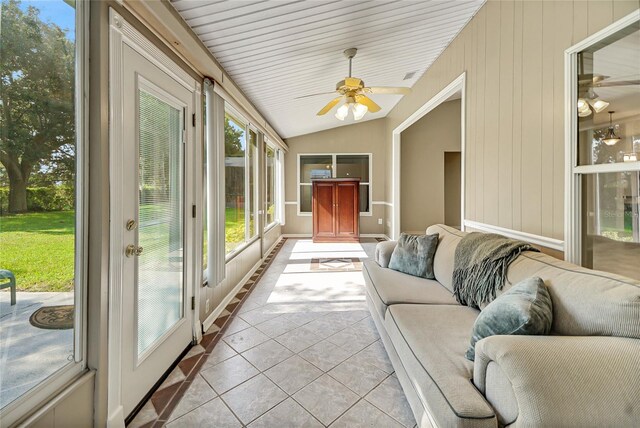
[0,0,75,213]
[224,117,245,156]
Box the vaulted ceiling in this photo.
[171,0,485,138]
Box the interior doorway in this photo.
[392,73,466,238]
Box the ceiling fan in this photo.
[297,48,412,121]
[576,53,640,117]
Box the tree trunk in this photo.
[4,162,29,213]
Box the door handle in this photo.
[125,244,144,257]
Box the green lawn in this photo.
[0,207,249,292]
[0,211,75,292]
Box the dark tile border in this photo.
[127,238,287,427]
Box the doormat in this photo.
[29,305,74,330]
[310,258,362,272]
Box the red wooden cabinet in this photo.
[312,179,360,243]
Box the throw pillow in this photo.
[388,232,439,279]
[466,276,553,361]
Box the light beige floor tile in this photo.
[327,325,378,355]
[255,314,299,338]
[275,326,323,353]
[351,340,394,374]
[331,399,405,428]
[221,374,287,425]
[365,375,416,427]
[248,398,322,428]
[201,354,258,394]
[299,340,353,372]
[293,374,359,425]
[238,307,281,325]
[223,326,269,353]
[264,355,323,395]
[222,316,251,337]
[168,374,217,422]
[202,341,237,370]
[165,397,241,428]
[241,339,293,371]
[328,358,388,396]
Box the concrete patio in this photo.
[0,291,74,410]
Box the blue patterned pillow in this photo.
[388,233,439,279]
[466,277,553,361]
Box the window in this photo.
[224,111,246,254]
[248,129,258,239]
[298,154,372,215]
[569,18,640,280]
[0,0,86,419]
[265,142,277,227]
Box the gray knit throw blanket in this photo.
[452,232,539,308]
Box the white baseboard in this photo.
[360,234,387,238]
[282,234,312,238]
[202,236,283,333]
[463,220,564,252]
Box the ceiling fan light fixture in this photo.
[577,98,592,117]
[589,99,609,113]
[335,103,349,121]
[352,103,368,120]
[602,111,621,146]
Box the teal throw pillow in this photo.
[466,276,553,361]
[388,233,439,279]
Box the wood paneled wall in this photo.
[385,0,640,240]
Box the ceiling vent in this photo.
[403,71,417,80]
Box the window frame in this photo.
[297,153,373,217]
[264,140,279,230]
[0,0,89,424]
[564,10,640,264]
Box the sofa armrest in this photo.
[374,240,397,268]
[473,335,640,426]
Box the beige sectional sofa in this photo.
[363,224,640,427]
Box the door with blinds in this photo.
[117,41,195,417]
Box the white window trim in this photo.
[264,140,279,230]
[297,153,373,217]
[564,9,640,264]
[0,1,89,425]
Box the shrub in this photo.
[0,186,75,214]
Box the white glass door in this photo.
[119,43,195,417]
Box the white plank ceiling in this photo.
[171,0,485,138]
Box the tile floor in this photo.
[130,238,416,428]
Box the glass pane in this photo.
[300,185,312,212]
[266,145,276,225]
[581,172,640,280]
[225,113,246,253]
[577,23,640,166]
[337,155,369,182]
[300,155,332,182]
[359,184,370,213]
[202,134,208,273]
[137,90,184,356]
[0,0,77,410]
[248,130,257,238]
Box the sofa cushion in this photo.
[426,224,466,293]
[466,277,553,361]
[362,261,458,320]
[388,233,439,279]
[503,251,640,338]
[384,304,496,426]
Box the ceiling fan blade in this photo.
[344,77,362,88]
[317,96,343,116]
[295,91,338,99]
[592,79,640,87]
[355,94,381,113]
[366,86,412,95]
